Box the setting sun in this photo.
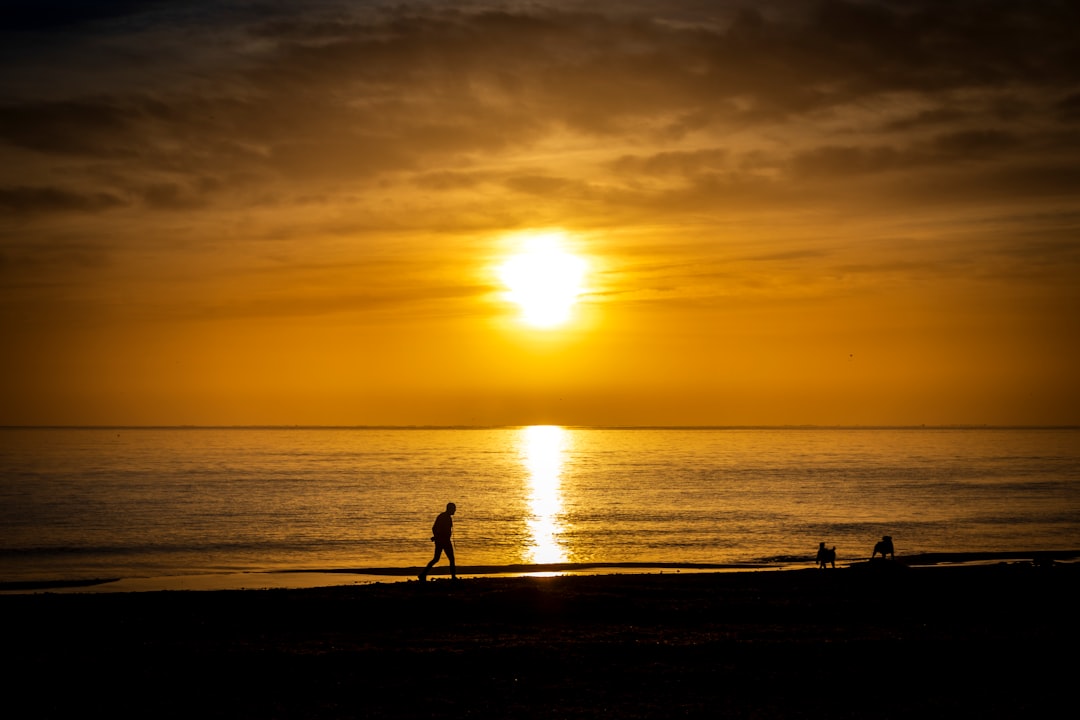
[498,233,588,328]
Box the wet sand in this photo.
[8,550,1079,594]
[4,559,1078,719]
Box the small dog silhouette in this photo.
[816,542,836,569]
[871,535,894,560]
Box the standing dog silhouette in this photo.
[816,542,836,568]
[871,535,894,560]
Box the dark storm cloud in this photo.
[0,186,127,215]
[0,99,141,157]
[883,108,971,132]
[931,129,1024,157]
[1,0,1078,223]
[1057,93,1080,123]
[0,240,110,280]
[3,6,1076,160]
[140,180,219,211]
[787,130,1024,178]
[0,0,173,31]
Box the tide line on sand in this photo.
[276,561,770,577]
[282,550,1080,578]
[3,551,1078,593]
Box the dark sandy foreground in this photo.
[5,561,1078,719]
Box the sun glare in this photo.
[498,233,587,328]
[521,425,569,565]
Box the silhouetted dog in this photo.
[816,542,836,569]
[871,535,894,560]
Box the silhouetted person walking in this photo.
[419,502,457,581]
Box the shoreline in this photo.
[4,561,1077,718]
[4,549,1077,594]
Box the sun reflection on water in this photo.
[521,425,569,564]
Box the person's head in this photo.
[446,502,456,514]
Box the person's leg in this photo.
[420,545,444,581]
[445,543,456,579]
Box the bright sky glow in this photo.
[499,234,588,328]
[2,2,1078,426]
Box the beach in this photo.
[5,558,1077,719]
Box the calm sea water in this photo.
[1,427,1078,587]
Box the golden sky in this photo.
[2,0,1078,426]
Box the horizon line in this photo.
[2,424,1078,431]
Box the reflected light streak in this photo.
[521,425,569,564]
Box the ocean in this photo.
[1,426,1078,591]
